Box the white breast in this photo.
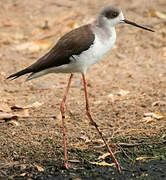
[71,27,116,74]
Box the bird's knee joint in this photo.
[91,121,98,128]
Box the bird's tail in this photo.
[7,68,32,80]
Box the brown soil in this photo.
[0,0,166,179]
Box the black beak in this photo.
[123,19,155,32]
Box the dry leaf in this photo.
[144,112,164,120]
[11,104,31,118]
[20,172,27,176]
[152,101,166,106]
[91,139,103,144]
[15,109,29,117]
[142,117,155,123]
[0,112,17,120]
[98,152,110,160]
[11,101,43,110]
[89,161,115,167]
[33,164,44,172]
[79,135,90,143]
[8,120,20,126]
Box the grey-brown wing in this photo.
[28,24,95,72]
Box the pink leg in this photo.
[60,74,73,169]
[82,74,121,173]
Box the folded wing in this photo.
[7,24,95,80]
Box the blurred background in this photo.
[0,0,166,179]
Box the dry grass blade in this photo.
[89,161,115,167]
[33,164,44,172]
[136,156,158,162]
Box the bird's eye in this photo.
[105,11,118,19]
[112,12,118,18]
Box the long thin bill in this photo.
[123,19,155,32]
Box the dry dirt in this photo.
[0,0,166,179]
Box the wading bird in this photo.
[7,6,154,172]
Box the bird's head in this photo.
[98,6,154,32]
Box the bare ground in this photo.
[0,0,166,179]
